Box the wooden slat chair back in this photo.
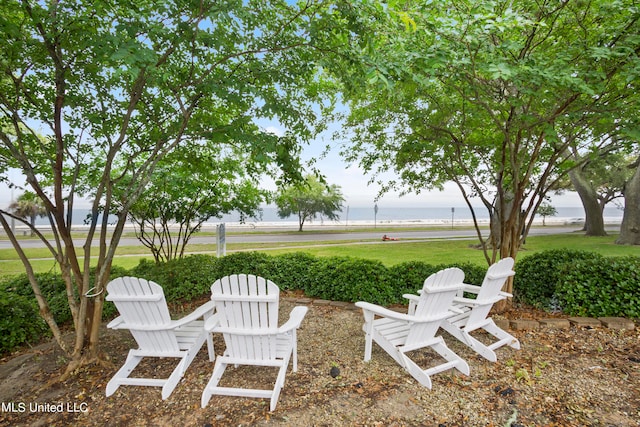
[105,276,214,399]
[201,274,308,411]
[212,274,280,360]
[405,267,470,348]
[441,257,521,362]
[107,278,179,352]
[355,268,470,389]
[464,256,515,330]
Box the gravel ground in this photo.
[1,298,639,427]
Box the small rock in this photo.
[330,366,340,378]
[500,387,515,396]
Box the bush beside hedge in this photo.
[0,266,128,354]
[557,256,640,318]
[513,249,604,309]
[0,288,48,353]
[129,255,219,302]
[514,249,640,318]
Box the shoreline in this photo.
[0,216,623,236]
[198,215,622,231]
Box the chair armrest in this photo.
[355,301,413,322]
[171,301,216,328]
[106,316,125,329]
[486,271,515,280]
[452,296,480,306]
[207,307,308,336]
[403,294,419,315]
[204,313,220,331]
[461,284,481,294]
[453,294,503,307]
[278,306,309,333]
[403,294,420,303]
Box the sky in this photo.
[1,117,587,212]
[0,125,586,212]
[260,122,586,210]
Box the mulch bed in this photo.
[1,298,639,426]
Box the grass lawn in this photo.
[260,233,638,265]
[0,231,637,279]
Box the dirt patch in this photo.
[1,299,639,426]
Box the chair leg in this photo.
[206,333,215,361]
[291,331,298,371]
[162,357,189,400]
[399,353,433,389]
[270,358,290,411]
[441,321,499,362]
[360,310,377,362]
[201,357,228,408]
[430,338,471,376]
[483,320,521,350]
[106,353,143,397]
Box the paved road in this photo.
[0,225,607,250]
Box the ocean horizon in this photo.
[30,205,623,227]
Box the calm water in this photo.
[36,205,623,226]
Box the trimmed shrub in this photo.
[557,256,640,318]
[388,261,442,297]
[264,252,319,291]
[129,255,219,302]
[0,266,128,324]
[3,272,72,324]
[0,265,129,354]
[215,251,271,278]
[306,257,396,305]
[0,289,48,354]
[514,249,604,309]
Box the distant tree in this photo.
[8,191,46,236]
[276,175,344,231]
[536,203,557,227]
[567,150,633,236]
[123,145,267,263]
[617,155,640,245]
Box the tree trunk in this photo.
[569,169,607,236]
[616,161,640,245]
[0,213,68,352]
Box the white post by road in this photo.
[216,223,226,257]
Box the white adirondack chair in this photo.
[355,268,470,389]
[201,274,308,411]
[105,276,215,399]
[439,257,521,362]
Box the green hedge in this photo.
[557,256,640,318]
[514,249,640,317]
[5,249,638,354]
[305,257,396,304]
[0,266,128,354]
[129,255,219,302]
[388,261,486,298]
[513,250,604,309]
[0,288,48,353]
[1,252,492,354]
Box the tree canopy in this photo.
[0,0,340,373]
[331,0,640,270]
[276,174,345,231]
[124,144,268,263]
